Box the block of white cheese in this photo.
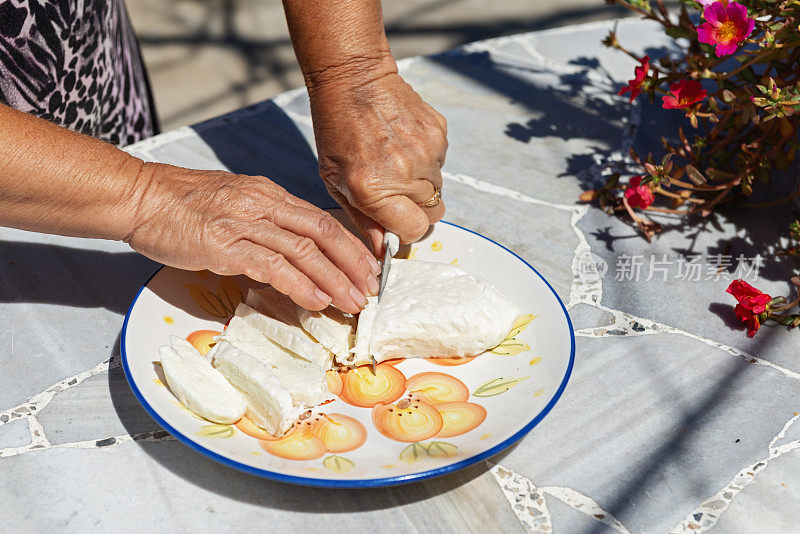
[352,259,520,364]
[159,336,246,424]
[244,290,334,369]
[218,316,330,407]
[210,340,301,436]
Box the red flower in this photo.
[734,305,762,337]
[726,279,772,313]
[662,80,707,109]
[624,176,655,209]
[697,1,755,57]
[726,279,772,337]
[618,56,650,102]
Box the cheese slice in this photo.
[248,285,354,362]
[346,296,378,366]
[210,340,301,436]
[297,306,355,363]
[352,259,519,364]
[159,336,246,424]
[243,290,334,369]
[218,316,330,407]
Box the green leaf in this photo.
[427,441,458,458]
[473,377,530,397]
[665,26,695,40]
[399,442,429,464]
[323,455,355,474]
[196,424,236,438]
[489,340,531,356]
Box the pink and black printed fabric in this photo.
[0,0,156,145]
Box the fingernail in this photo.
[350,286,367,309]
[368,254,381,275]
[315,289,332,307]
[366,273,379,296]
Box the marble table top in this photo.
[3,17,798,533]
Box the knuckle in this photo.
[264,252,288,274]
[294,236,321,261]
[388,153,411,176]
[315,213,340,240]
[349,174,381,203]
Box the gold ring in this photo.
[418,186,442,208]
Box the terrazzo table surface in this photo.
[3,18,799,533]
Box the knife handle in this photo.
[383,231,400,259]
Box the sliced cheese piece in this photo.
[346,296,378,366]
[210,340,301,436]
[159,336,246,424]
[243,291,334,369]
[352,259,520,363]
[298,306,355,363]
[219,316,330,407]
[247,285,354,359]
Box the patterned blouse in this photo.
[0,0,156,145]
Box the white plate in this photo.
[121,218,574,487]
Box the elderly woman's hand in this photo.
[125,163,380,314]
[308,72,448,255]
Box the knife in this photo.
[371,231,400,374]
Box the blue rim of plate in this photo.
[121,220,576,488]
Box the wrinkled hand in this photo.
[125,163,380,314]
[309,72,448,255]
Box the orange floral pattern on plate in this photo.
[339,364,406,408]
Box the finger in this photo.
[281,193,379,272]
[246,220,369,314]
[270,200,380,295]
[229,240,332,311]
[422,199,445,226]
[365,195,431,244]
[326,185,386,257]
[405,176,441,205]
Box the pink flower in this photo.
[697,1,755,57]
[618,56,650,102]
[624,176,655,209]
[661,80,707,109]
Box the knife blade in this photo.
[378,231,400,302]
[371,231,400,374]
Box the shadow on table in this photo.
[0,240,157,315]
[108,357,518,509]
[191,100,338,210]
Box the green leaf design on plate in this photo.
[489,339,531,356]
[427,441,458,458]
[196,424,236,438]
[489,314,536,356]
[185,284,229,318]
[216,277,243,316]
[508,314,537,339]
[473,377,529,397]
[399,442,429,464]
[323,455,355,474]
